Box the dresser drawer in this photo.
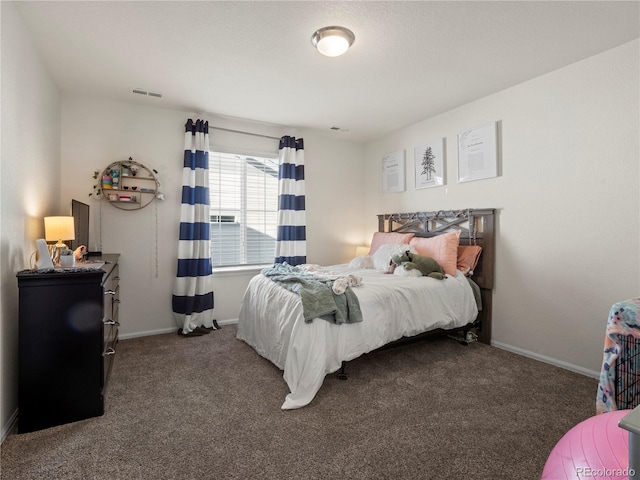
[103,265,119,318]
[103,286,119,330]
[102,262,119,390]
[103,319,118,346]
[102,333,117,388]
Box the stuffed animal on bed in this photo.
[391,250,446,280]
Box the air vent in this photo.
[131,88,163,99]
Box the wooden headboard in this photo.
[377,209,495,344]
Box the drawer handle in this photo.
[104,347,116,356]
[103,319,120,326]
[104,290,117,296]
[114,299,121,304]
[114,276,120,281]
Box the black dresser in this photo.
[16,254,120,433]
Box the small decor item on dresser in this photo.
[107,193,119,201]
[59,249,75,267]
[73,245,87,262]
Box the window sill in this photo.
[213,264,271,276]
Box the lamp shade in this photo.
[44,216,75,243]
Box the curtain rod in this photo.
[209,125,281,141]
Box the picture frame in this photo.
[381,150,405,193]
[414,138,445,189]
[457,122,498,183]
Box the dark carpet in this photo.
[1,325,597,479]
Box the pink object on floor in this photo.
[542,410,631,479]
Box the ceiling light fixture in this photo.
[311,26,355,57]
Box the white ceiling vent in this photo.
[131,88,162,98]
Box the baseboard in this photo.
[2,408,18,444]
[491,340,600,379]
[219,318,238,326]
[119,318,238,340]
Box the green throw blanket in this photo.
[261,263,363,324]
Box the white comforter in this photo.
[236,265,478,409]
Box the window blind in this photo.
[209,151,278,267]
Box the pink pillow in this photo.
[368,232,415,255]
[409,231,461,276]
[457,245,482,276]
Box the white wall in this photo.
[60,99,365,337]
[299,128,367,265]
[1,1,62,439]
[364,40,640,376]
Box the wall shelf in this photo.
[100,159,159,210]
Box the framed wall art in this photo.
[381,150,405,193]
[414,138,444,189]
[457,122,498,183]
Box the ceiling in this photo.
[13,1,640,142]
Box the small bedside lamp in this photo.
[44,216,75,266]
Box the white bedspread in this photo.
[236,265,478,409]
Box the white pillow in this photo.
[348,255,374,269]
[372,243,416,273]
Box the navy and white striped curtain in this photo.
[172,119,217,334]
[275,136,306,266]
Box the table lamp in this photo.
[44,216,75,266]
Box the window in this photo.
[209,151,279,267]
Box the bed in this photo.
[237,209,496,409]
